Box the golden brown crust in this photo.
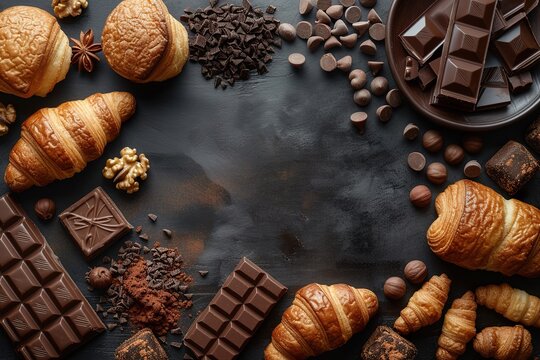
[394,274,451,335]
[473,326,532,360]
[427,180,540,277]
[264,284,378,360]
[102,0,189,83]
[5,92,136,192]
[0,6,71,98]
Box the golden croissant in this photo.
[394,274,451,335]
[436,291,477,360]
[102,0,189,83]
[476,283,540,327]
[427,180,540,277]
[5,92,136,192]
[0,6,71,98]
[473,326,532,360]
[264,283,378,359]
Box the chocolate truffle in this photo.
[361,326,417,360]
[486,141,539,195]
[115,328,168,360]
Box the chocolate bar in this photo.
[399,0,454,65]
[432,0,497,111]
[492,9,526,37]
[59,187,132,260]
[184,257,287,360]
[0,193,105,359]
[476,67,511,111]
[493,18,540,75]
[498,0,538,19]
[508,71,533,92]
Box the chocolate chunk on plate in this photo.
[115,328,168,360]
[361,326,417,360]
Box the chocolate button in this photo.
[320,53,337,72]
[345,6,362,23]
[296,21,313,39]
[369,23,386,41]
[403,123,420,140]
[377,105,392,123]
[386,89,402,108]
[351,112,368,133]
[340,0,356,7]
[314,23,332,40]
[464,160,482,178]
[288,53,306,69]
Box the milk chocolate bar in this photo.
[184,258,287,360]
[432,0,497,111]
[493,18,540,75]
[399,0,454,65]
[0,193,105,359]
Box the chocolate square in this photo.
[115,328,168,360]
[486,140,539,195]
[361,326,417,360]
[60,187,132,260]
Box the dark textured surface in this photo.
[0,0,539,359]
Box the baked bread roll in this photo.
[427,180,540,277]
[0,6,71,98]
[473,326,532,360]
[5,92,136,192]
[264,283,378,359]
[102,0,189,83]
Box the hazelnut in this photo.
[404,260,428,284]
[370,76,389,96]
[353,89,372,107]
[422,130,444,152]
[444,144,465,165]
[87,267,113,289]
[409,185,431,208]
[34,198,56,221]
[349,69,367,90]
[462,135,483,154]
[426,162,448,185]
[384,277,406,300]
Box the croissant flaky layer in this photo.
[265,283,378,360]
[427,180,540,277]
[0,6,71,98]
[5,92,136,192]
[473,326,532,360]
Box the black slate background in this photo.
[0,0,539,359]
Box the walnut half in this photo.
[0,102,16,136]
[103,147,150,194]
[52,0,89,18]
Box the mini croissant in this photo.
[394,274,451,335]
[0,6,71,98]
[473,326,532,360]
[476,283,540,327]
[265,283,378,359]
[5,92,136,192]
[436,291,477,360]
[102,0,189,83]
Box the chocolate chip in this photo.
[408,152,426,172]
[316,9,332,24]
[367,9,382,23]
[307,35,325,51]
[324,36,342,50]
[340,0,356,7]
[135,225,142,233]
[266,5,277,14]
[349,69,367,90]
[351,112,368,134]
[376,105,393,123]
[317,0,332,10]
[299,0,313,15]
[278,23,296,42]
[171,342,183,349]
[368,61,384,75]
[139,233,149,241]
[403,123,420,140]
[148,213,158,222]
[336,55,352,72]
[353,89,372,106]
[296,21,313,39]
[352,21,370,36]
[386,89,402,108]
[344,6,362,23]
[198,270,209,278]
[288,53,306,68]
[360,0,377,6]
[326,4,344,19]
[331,19,349,36]
[340,33,358,48]
[464,160,482,178]
[360,39,377,55]
[162,229,172,238]
[370,76,389,96]
[314,23,332,40]
[369,23,385,41]
[320,53,337,72]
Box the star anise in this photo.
[70,29,102,73]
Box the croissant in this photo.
[473,326,532,360]
[102,0,189,83]
[427,180,540,277]
[476,283,540,327]
[0,6,71,98]
[394,274,451,335]
[4,92,136,192]
[436,291,477,360]
[264,283,378,360]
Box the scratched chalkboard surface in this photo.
[0,0,539,359]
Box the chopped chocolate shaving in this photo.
[148,213,158,222]
[135,225,143,233]
[198,270,209,277]
[162,228,172,237]
[171,342,183,349]
[139,233,150,241]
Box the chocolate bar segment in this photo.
[476,67,511,111]
[493,18,540,75]
[399,0,454,65]
[184,258,287,360]
[0,193,105,359]
[498,0,538,19]
[59,187,132,260]
[432,0,497,111]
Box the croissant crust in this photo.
[473,325,532,360]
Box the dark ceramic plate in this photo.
[386,0,540,131]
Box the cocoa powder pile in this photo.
[97,241,193,337]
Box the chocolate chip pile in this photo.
[97,241,193,338]
[181,0,281,89]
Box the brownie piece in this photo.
[361,326,417,360]
[526,117,540,154]
[486,140,539,195]
[115,329,168,360]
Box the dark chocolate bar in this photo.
[59,187,132,260]
[399,0,454,65]
[493,18,540,75]
[184,257,287,360]
[498,0,538,19]
[0,193,105,359]
[508,71,533,92]
[476,67,511,111]
[432,0,497,111]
